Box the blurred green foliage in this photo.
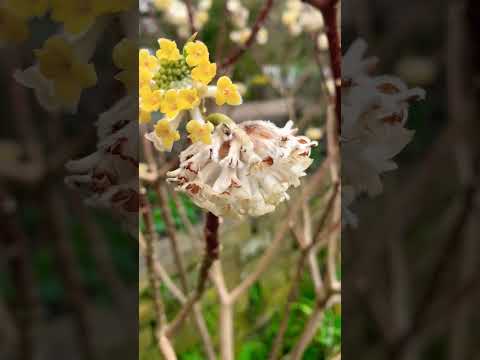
[0,209,137,311]
[139,273,341,360]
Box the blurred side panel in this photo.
[0,1,139,359]
[343,0,480,359]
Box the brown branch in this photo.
[74,198,134,313]
[220,0,275,70]
[152,185,217,359]
[301,0,338,11]
[156,184,190,292]
[183,0,196,35]
[139,233,186,303]
[305,0,341,129]
[165,212,219,337]
[44,189,98,360]
[215,1,229,63]
[140,194,167,330]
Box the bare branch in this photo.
[220,0,275,70]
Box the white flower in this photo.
[342,39,426,226]
[167,120,317,217]
[230,28,251,45]
[282,0,323,35]
[256,27,269,45]
[65,96,138,233]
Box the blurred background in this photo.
[343,1,480,359]
[0,5,138,360]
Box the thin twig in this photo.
[220,0,275,70]
[45,189,98,360]
[156,184,190,291]
[139,233,186,303]
[141,195,167,330]
[183,0,196,35]
[165,213,219,337]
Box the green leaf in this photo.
[238,341,268,360]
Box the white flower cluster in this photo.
[146,0,212,39]
[65,96,139,233]
[282,0,324,36]
[228,0,268,46]
[167,119,317,217]
[341,39,426,227]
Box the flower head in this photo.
[156,38,181,61]
[145,117,181,152]
[178,88,200,110]
[65,96,139,234]
[186,120,214,144]
[341,39,426,226]
[215,76,242,106]
[139,67,153,89]
[35,36,97,106]
[184,40,209,67]
[140,86,162,112]
[139,49,159,72]
[167,119,317,217]
[154,118,181,150]
[191,60,217,85]
[160,89,181,119]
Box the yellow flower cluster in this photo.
[140,37,243,152]
[35,36,97,106]
[1,0,134,40]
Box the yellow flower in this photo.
[7,0,49,18]
[35,36,97,106]
[139,68,152,89]
[215,76,242,106]
[160,89,182,119]
[139,109,151,124]
[113,38,137,92]
[184,41,209,67]
[51,0,103,34]
[186,120,214,145]
[139,49,159,72]
[156,38,181,62]
[191,60,216,85]
[140,86,163,112]
[177,88,200,110]
[155,118,181,150]
[0,7,28,43]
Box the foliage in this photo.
[139,272,341,359]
